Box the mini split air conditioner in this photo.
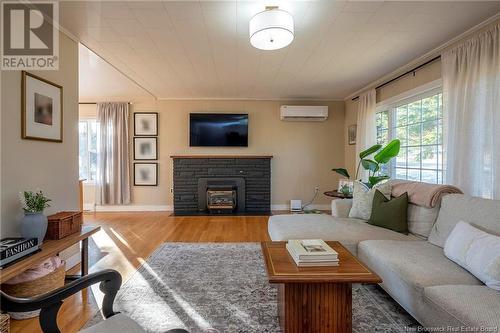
[280,105,328,122]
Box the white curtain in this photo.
[356,89,377,181]
[96,102,131,205]
[442,23,500,199]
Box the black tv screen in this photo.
[190,113,248,147]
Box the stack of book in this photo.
[286,239,339,267]
[0,238,39,268]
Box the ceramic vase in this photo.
[20,212,48,244]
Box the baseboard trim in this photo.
[83,203,330,212]
[83,204,173,212]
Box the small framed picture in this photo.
[134,137,157,160]
[22,71,63,142]
[338,179,354,194]
[134,112,158,136]
[134,163,158,186]
[348,124,357,145]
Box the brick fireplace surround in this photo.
[171,155,272,215]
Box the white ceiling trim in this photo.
[345,11,500,101]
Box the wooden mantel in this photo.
[170,155,273,159]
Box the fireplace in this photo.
[206,189,236,212]
[172,156,271,215]
[197,177,246,213]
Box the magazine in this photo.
[287,239,338,261]
[286,243,339,267]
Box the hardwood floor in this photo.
[10,212,271,333]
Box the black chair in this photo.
[0,269,188,333]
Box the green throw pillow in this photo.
[368,190,409,234]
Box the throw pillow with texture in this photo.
[444,221,500,291]
[348,181,391,220]
[368,190,409,234]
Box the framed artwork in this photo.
[338,179,354,193]
[348,124,357,145]
[134,112,158,136]
[22,71,63,142]
[134,163,158,186]
[134,137,158,160]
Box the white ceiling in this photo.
[66,1,500,101]
[79,44,154,102]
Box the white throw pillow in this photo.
[444,221,500,291]
[348,181,391,220]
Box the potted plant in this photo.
[333,139,401,189]
[19,190,51,244]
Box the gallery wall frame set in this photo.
[133,112,159,186]
[133,163,158,186]
[134,112,158,136]
[133,137,158,160]
[22,71,63,142]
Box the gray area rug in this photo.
[87,243,417,332]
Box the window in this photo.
[376,89,444,184]
[79,120,98,181]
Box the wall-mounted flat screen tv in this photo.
[190,113,248,147]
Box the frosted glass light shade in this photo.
[249,9,294,51]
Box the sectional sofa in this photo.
[268,192,500,330]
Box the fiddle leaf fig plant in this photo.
[332,139,401,188]
[361,159,379,173]
[359,144,382,159]
[331,168,350,179]
[374,139,400,164]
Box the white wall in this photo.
[133,100,345,209]
[1,32,79,237]
[82,100,346,210]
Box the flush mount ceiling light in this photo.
[249,6,294,51]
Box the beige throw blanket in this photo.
[390,180,462,208]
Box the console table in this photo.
[0,225,100,283]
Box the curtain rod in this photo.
[351,55,441,101]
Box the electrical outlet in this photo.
[315,186,320,192]
[170,188,174,193]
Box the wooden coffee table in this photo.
[261,241,381,333]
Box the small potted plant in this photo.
[19,190,51,244]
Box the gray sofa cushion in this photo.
[358,240,481,292]
[331,199,353,218]
[429,194,500,247]
[267,214,417,256]
[424,285,500,329]
[358,240,482,326]
[407,203,439,239]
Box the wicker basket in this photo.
[46,211,83,240]
[1,265,65,320]
[0,313,9,333]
